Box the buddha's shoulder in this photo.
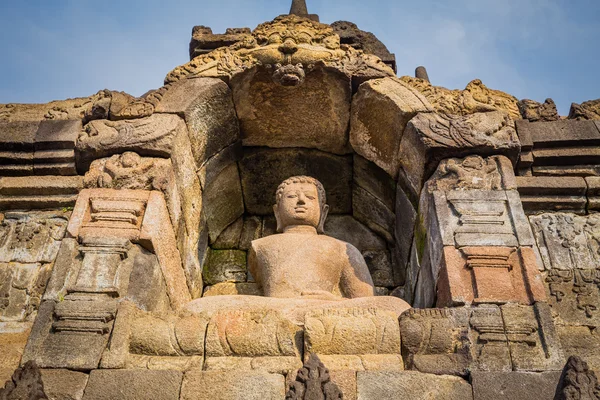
[251,233,349,250]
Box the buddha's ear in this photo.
[274,204,283,233]
[317,204,329,234]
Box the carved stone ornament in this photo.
[166,15,393,84]
[555,356,600,400]
[531,213,600,321]
[0,361,47,400]
[400,76,521,119]
[286,354,343,400]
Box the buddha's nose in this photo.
[278,39,298,55]
[297,193,306,204]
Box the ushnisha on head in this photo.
[274,176,329,234]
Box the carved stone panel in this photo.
[400,303,564,375]
[531,213,600,326]
[0,212,68,324]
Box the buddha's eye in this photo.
[306,196,315,200]
[287,194,297,198]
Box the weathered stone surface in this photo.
[362,250,395,287]
[518,98,560,122]
[239,148,352,215]
[517,119,600,147]
[587,176,600,207]
[181,370,285,400]
[399,111,520,199]
[203,163,244,243]
[426,155,517,192]
[437,246,545,306]
[166,15,394,87]
[569,99,600,120]
[203,249,247,286]
[323,215,386,252]
[203,282,262,297]
[558,326,600,374]
[170,122,204,298]
[40,369,88,400]
[205,309,302,358]
[400,76,521,119]
[350,77,433,178]
[286,354,343,399]
[197,141,243,190]
[239,216,262,251]
[0,176,82,197]
[353,185,395,243]
[155,77,240,167]
[401,304,564,374]
[517,177,587,214]
[189,26,251,59]
[232,64,351,154]
[353,155,396,211]
[331,21,396,72]
[531,213,600,325]
[0,121,39,151]
[76,114,186,171]
[83,370,182,400]
[83,153,181,227]
[471,371,562,400]
[356,371,473,400]
[127,306,207,357]
[212,217,243,249]
[35,120,80,150]
[400,308,471,376]
[0,361,47,400]
[556,356,600,400]
[304,308,400,356]
[0,91,133,123]
[0,330,30,386]
[429,190,534,248]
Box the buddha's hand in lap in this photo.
[300,290,343,301]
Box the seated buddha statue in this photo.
[184,176,410,322]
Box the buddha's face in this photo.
[274,182,328,232]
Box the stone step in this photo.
[33,162,77,176]
[0,164,33,176]
[532,146,600,166]
[519,195,587,214]
[0,151,33,165]
[0,176,83,196]
[0,194,78,210]
[516,176,587,196]
[34,149,75,164]
[516,119,600,147]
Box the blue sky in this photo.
[0,0,598,115]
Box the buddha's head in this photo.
[274,176,329,233]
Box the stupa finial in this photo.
[288,0,319,22]
[289,0,309,15]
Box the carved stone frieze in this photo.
[0,212,68,323]
[76,114,186,171]
[165,15,393,85]
[0,90,134,123]
[400,304,564,375]
[531,213,600,324]
[399,111,520,199]
[400,76,521,119]
[84,152,181,228]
